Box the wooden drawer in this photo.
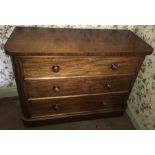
[28,93,128,118]
[22,56,142,79]
[25,75,133,98]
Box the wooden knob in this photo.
[111,63,118,70]
[53,86,60,92]
[101,100,107,106]
[52,64,60,72]
[52,104,60,111]
[105,83,112,88]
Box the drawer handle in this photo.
[105,83,112,89]
[101,100,107,106]
[53,86,60,92]
[52,64,60,72]
[111,63,118,70]
[52,104,60,111]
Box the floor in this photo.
[0,97,135,130]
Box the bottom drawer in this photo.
[27,93,128,118]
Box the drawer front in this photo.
[28,93,128,118]
[25,75,133,98]
[22,56,142,78]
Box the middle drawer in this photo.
[25,75,133,99]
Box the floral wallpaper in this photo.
[127,26,155,129]
[0,25,155,129]
[0,26,15,87]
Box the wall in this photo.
[0,25,155,129]
[127,26,155,129]
[0,26,15,87]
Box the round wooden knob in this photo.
[52,104,60,111]
[111,63,118,70]
[105,83,112,88]
[101,100,107,106]
[52,64,60,72]
[53,86,60,92]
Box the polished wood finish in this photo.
[23,109,125,127]
[5,27,153,56]
[22,56,142,78]
[4,27,153,126]
[28,93,128,118]
[25,75,133,98]
[11,57,30,117]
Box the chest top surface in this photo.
[4,27,153,56]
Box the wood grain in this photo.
[28,93,128,118]
[11,57,30,117]
[5,27,153,56]
[25,75,133,98]
[22,56,142,78]
[23,109,125,126]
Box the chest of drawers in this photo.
[4,27,153,126]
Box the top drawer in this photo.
[22,56,142,78]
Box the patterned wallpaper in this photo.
[0,26,15,88]
[0,25,155,129]
[127,26,155,129]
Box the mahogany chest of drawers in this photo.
[4,27,153,126]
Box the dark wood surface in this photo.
[4,27,153,126]
[12,57,30,117]
[28,93,127,118]
[22,56,143,79]
[23,109,125,127]
[0,96,134,129]
[5,27,153,56]
[25,75,133,98]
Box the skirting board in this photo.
[126,104,145,130]
[0,87,18,98]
